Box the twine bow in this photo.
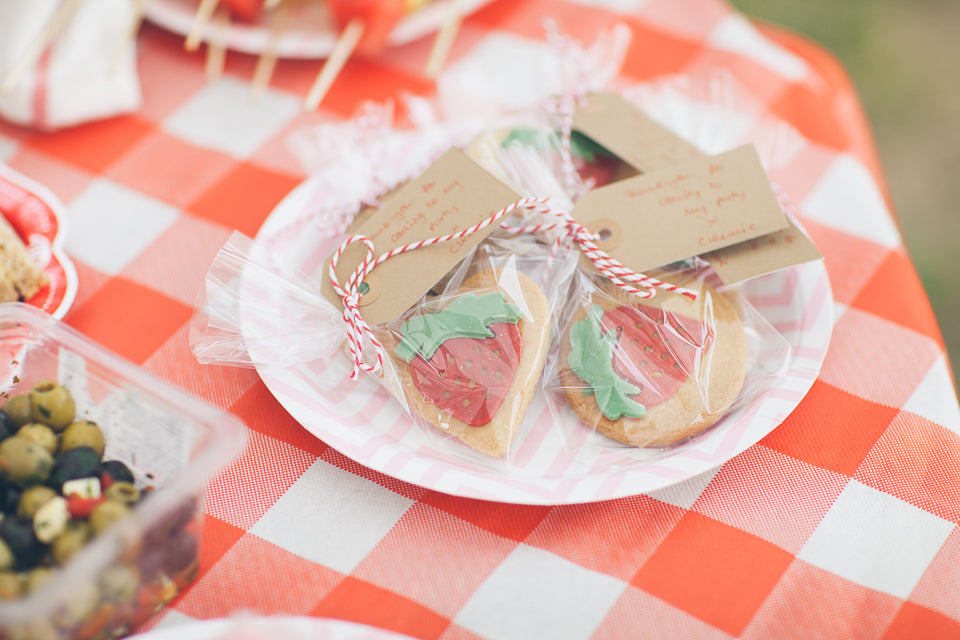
[330,197,698,379]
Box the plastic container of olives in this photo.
[0,304,246,639]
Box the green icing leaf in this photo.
[396,291,522,361]
[568,305,646,420]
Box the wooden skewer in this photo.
[0,0,83,96]
[424,0,462,79]
[186,0,221,51]
[111,0,148,76]
[250,3,291,98]
[303,17,365,110]
[205,7,231,79]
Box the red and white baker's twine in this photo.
[330,197,698,379]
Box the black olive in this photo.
[0,516,44,570]
[47,447,102,492]
[0,410,16,441]
[0,481,20,514]
[101,460,135,486]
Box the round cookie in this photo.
[557,276,748,447]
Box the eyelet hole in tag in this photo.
[357,274,382,307]
[587,218,622,252]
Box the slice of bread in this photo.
[0,213,48,302]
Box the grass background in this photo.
[729,0,960,394]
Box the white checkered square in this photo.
[798,480,953,598]
[65,177,179,275]
[249,459,414,573]
[903,355,960,433]
[646,466,720,510]
[455,544,625,640]
[708,15,810,81]
[437,32,561,120]
[801,154,901,249]
[162,76,301,159]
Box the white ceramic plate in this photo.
[144,0,493,59]
[132,616,416,639]
[244,168,833,504]
[0,163,78,319]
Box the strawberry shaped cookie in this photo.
[558,277,747,447]
[388,269,551,457]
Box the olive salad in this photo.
[0,381,200,640]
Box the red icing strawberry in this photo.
[397,291,524,427]
[604,304,713,408]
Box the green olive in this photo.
[29,381,75,432]
[16,423,58,456]
[103,481,140,505]
[89,500,130,535]
[51,520,91,565]
[0,538,13,571]
[59,420,105,458]
[16,485,57,519]
[0,570,21,599]
[1,394,34,428]
[99,563,140,603]
[0,436,54,486]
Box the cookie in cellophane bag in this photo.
[548,261,787,450]
[369,232,575,461]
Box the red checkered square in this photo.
[855,411,960,523]
[525,494,685,580]
[883,602,960,640]
[693,445,849,552]
[818,308,942,408]
[594,584,733,640]
[417,492,551,542]
[203,429,317,529]
[186,161,301,237]
[761,380,898,476]
[309,59,435,120]
[140,324,260,411]
[851,249,946,348]
[175,533,342,619]
[471,0,621,42]
[62,261,112,317]
[632,511,793,636]
[795,220,891,305]
[195,514,245,582]
[25,115,154,174]
[231,383,331,458]
[105,130,236,208]
[137,24,211,123]
[352,502,518,617]
[311,577,450,640]
[121,214,234,307]
[910,528,960,623]
[621,20,702,81]
[66,277,194,364]
[740,559,901,640]
[6,147,94,203]
[770,81,849,152]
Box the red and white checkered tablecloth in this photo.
[2,0,959,638]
